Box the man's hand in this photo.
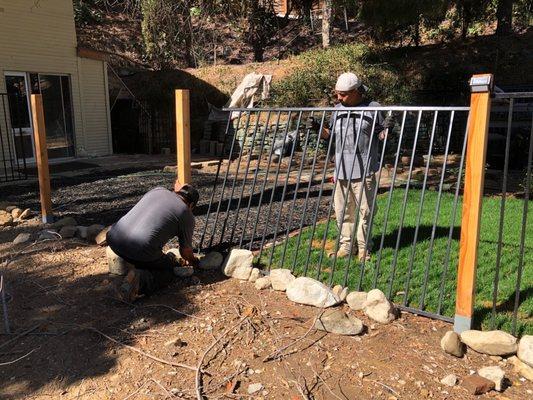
[180,246,199,268]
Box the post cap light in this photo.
[469,74,493,93]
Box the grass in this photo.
[260,188,533,336]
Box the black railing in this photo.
[0,93,28,183]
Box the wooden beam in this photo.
[454,74,493,333]
[30,94,53,224]
[175,89,191,184]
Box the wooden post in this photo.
[175,89,191,184]
[454,74,493,333]
[30,94,53,224]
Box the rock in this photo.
[222,249,254,277]
[165,338,186,347]
[314,309,364,335]
[509,356,533,381]
[11,208,22,219]
[248,268,261,282]
[59,225,77,239]
[76,226,88,239]
[247,383,263,394]
[255,276,271,290]
[106,246,133,276]
[270,269,295,291]
[332,285,348,302]
[478,366,505,391]
[440,374,457,387]
[232,265,253,280]
[518,335,533,367]
[362,289,397,324]
[198,251,223,270]
[441,331,465,357]
[95,226,111,246]
[0,211,14,227]
[19,208,32,220]
[173,267,194,278]
[346,291,367,311]
[38,230,59,240]
[52,216,77,229]
[5,205,17,213]
[13,233,31,245]
[286,277,340,308]
[460,330,517,356]
[87,224,105,243]
[462,374,495,395]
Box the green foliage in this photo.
[269,44,413,107]
[73,0,102,25]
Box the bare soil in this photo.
[1,227,532,399]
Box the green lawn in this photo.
[260,188,533,335]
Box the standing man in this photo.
[107,181,199,302]
[307,72,394,260]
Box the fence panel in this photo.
[0,93,28,183]
[196,106,471,321]
[482,92,533,336]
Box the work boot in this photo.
[114,268,141,303]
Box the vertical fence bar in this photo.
[490,98,514,328]
[175,89,191,184]
[511,111,533,335]
[30,94,53,224]
[454,74,493,333]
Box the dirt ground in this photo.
[0,227,532,399]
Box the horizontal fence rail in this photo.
[0,93,28,183]
[196,105,471,322]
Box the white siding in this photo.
[78,58,112,155]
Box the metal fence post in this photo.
[30,94,53,224]
[175,89,191,184]
[454,74,493,333]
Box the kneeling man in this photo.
[107,180,199,301]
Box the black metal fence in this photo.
[484,92,532,335]
[0,93,28,183]
[196,106,471,322]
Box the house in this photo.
[0,0,112,177]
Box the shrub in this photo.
[269,44,413,107]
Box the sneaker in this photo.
[335,246,352,258]
[114,269,141,303]
[358,251,371,262]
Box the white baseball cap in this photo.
[335,72,368,92]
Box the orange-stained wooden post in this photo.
[454,74,493,333]
[30,94,53,224]
[175,89,191,184]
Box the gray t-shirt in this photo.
[329,101,385,180]
[107,187,195,262]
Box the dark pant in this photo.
[113,249,177,296]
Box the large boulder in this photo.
[440,331,465,358]
[518,335,533,367]
[286,277,340,308]
[460,330,517,356]
[270,269,295,291]
[346,291,367,311]
[232,266,253,280]
[222,249,253,277]
[314,309,363,335]
[362,289,397,324]
[198,252,223,270]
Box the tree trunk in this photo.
[322,0,332,48]
[496,0,514,36]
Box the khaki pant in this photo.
[333,175,377,254]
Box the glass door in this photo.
[37,74,75,159]
[4,73,35,161]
